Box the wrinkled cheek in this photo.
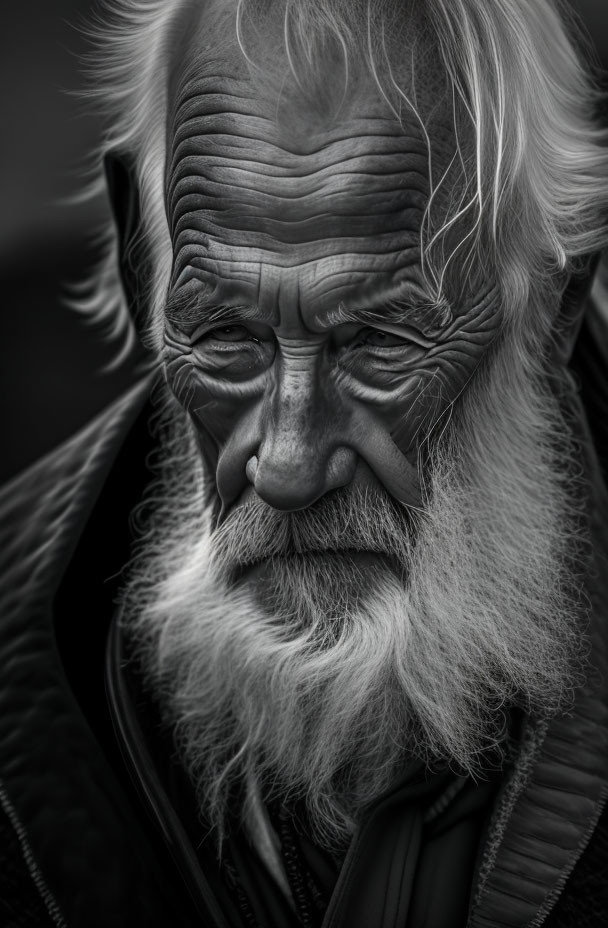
[389,370,454,454]
[165,352,226,470]
[166,351,267,516]
[343,366,450,461]
[380,345,489,457]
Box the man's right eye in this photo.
[193,324,258,344]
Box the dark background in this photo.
[1,0,607,486]
[0,0,143,484]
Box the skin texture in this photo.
[162,21,501,522]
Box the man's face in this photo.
[162,28,500,538]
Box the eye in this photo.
[357,327,411,348]
[198,324,256,343]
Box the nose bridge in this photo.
[253,339,355,510]
[271,340,324,453]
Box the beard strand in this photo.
[120,332,589,850]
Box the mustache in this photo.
[211,484,416,573]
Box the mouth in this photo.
[232,548,403,582]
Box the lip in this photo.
[232,548,401,582]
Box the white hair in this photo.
[77,0,608,359]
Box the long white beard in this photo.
[121,331,587,849]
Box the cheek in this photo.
[164,342,265,465]
[398,346,486,449]
[338,341,487,457]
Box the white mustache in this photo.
[211,485,415,573]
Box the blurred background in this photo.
[1,0,607,485]
[0,0,144,484]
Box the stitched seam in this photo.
[471,717,547,914]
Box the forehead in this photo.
[165,14,463,318]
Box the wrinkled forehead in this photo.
[166,82,433,228]
[164,1,463,290]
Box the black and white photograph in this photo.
[1,2,608,926]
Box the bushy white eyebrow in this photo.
[165,289,262,328]
[323,293,451,335]
[165,278,453,341]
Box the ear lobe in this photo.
[104,152,144,323]
[552,253,600,365]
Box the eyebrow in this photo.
[165,282,452,335]
[164,288,263,328]
[323,293,452,335]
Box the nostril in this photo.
[245,455,258,484]
[327,446,357,488]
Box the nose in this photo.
[246,445,357,510]
[248,353,357,511]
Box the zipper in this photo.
[0,781,68,928]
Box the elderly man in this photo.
[1,0,608,926]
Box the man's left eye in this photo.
[358,328,410,348]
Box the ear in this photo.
[104,152,145,325]
[552,253,600,365]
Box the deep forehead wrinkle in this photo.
[169,74,430,160]
[166,78,434,265]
